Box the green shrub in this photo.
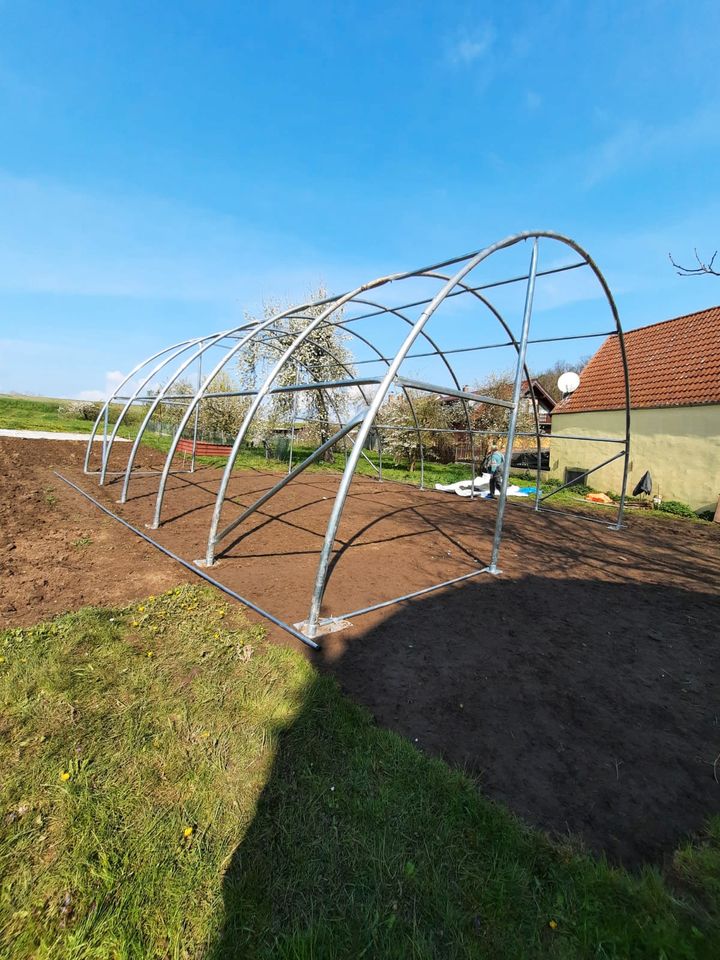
[657,499,696,518]
[57,399,102,421]
[567,481,592,495]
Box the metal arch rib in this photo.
[149,317,370,531]
[98,335,212,485]
[119,323,261,504]
[202,275,402,566]
[348,294,475,492]
[304,246,516,636]
[504,232,630,525]
[209,322,420,536]
[148,304,319,526]
[84,336,200,474]
[205,296,434,558]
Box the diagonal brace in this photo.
[540,450,627,501]
[214,409,368,547]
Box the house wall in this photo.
[550,405,720,512]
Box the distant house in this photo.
[551,305,720,512]
[451,379,555,462]
[519,379,556,436]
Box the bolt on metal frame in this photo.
[83,231,631,644]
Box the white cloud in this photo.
[446,24,496,66]
[77,370,127,402]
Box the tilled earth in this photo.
[1,436,719,866]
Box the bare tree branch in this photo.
[668,248,719,277]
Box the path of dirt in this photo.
[1,437,719,866]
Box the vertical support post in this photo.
[191,351,203,473]
[100,404,110,485]
[469,430,476,501]
[614,365,632,530]
[468,434,474,500]
[287,363,300,474]
[534,396,543,513]
[378,432,383,482]
[489,239,539,573]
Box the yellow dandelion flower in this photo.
[138,606,145,613]
[213,633,220,639]
[549,919,558,930]
[183,826,193,838]
[0,656,6,663]
[60,771,71,782]
[131,621,139,627]
[146,651,153,658]
[218,611,226,618]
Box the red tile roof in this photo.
[555,305,720,413]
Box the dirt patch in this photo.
[1,436,719,866]
[0,439,192,623]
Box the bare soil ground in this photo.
[2,436,719,866]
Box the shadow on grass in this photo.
[208,574,720,958]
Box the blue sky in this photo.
[0,0,718,398]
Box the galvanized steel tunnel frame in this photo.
[83,231,631,644]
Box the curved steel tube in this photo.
[148,312,308,525]
[149,316,369,527]
[304,250,509,633]
[98,335,209,485]
[204,283,465,560]
[119,324,259,503]
[148,297,360,527]
[84,336,199,473]
[202,276,399,564]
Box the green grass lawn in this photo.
[1,586,718,959]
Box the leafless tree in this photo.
[668,249,719,277]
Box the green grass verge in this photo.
[1,395,709,522]
[1,586,718,958]
[0,397,137,438]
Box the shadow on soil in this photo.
[208,573,719,957]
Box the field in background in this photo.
[1,585,718,959]
[0,396,125,436]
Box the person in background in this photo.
[487,443,505,499]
